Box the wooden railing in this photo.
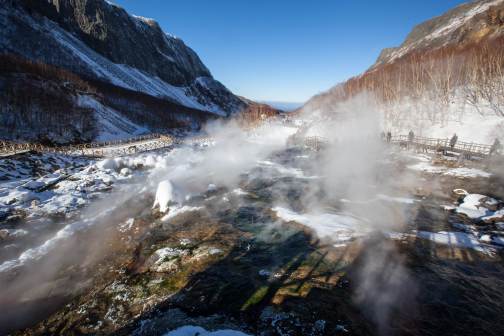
[390,135,493,157]
[292,134,495,158]
[0,132,497,160]
[304,136,329,151]
[0,134,174,158]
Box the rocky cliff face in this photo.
[17,0,210,87]
[1,0,245,118]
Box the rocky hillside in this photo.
[373,0,504,68]
[300,0,504,143]
[0,0,246,143]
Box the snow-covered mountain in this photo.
[373,0,504,68]
[0,0,246,142]
[300,0,504,143]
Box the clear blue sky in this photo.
[111,0,467,103]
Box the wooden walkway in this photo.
[294,134,495,159]
[390,135,493,158]
[0,134,175,158]
[0,132,497,160]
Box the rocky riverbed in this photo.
[1,134,504,336]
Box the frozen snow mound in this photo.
[153,180,183,213]
[96,158,121,171]
[455,193,503,222]
[164,325,250,336]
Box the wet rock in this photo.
[154,259,179,273]
[0,229,9,240]
[191,246,223,260]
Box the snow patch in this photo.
[160,206,202,222]
[408,160,491,178]
[164,326,250,336]
[455,194,495,219]
[416,231,497,255]
[273,206,368,243]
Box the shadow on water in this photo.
[109,223,504,336]
[105,194,375,335]
[9,148,504,335]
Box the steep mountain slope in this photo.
[374,0,504,67]
[300,0,504,143]
[0,0,246,143]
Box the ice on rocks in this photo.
[454,194,503,221]
[179,238,192,246]
[118,218,135,233]
[120,168,132,176]
[160,206,202,222]
[208,248,223,255]
[455,194,490,218]
[153,247,186,263]
[482,209,504,222]
[96,158,120,171]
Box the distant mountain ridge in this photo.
[259,101,303,112]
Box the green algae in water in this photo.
[241,285,270,310]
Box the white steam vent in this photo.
[153,179,182,213]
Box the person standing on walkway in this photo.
[490,138,502,156]
[408,130,415,149]
[386,131,392,143]
[449,133,458,150]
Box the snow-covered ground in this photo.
[301,93,504,145]
[388,190,504,256]
[164,326,250,336]
[406,153,492,178]
[381,97,504,144]
[0,153,154,222]
[0,121,298,273]
[0,150,174,271]
[2,120,503,277]
[77,96,149,141]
